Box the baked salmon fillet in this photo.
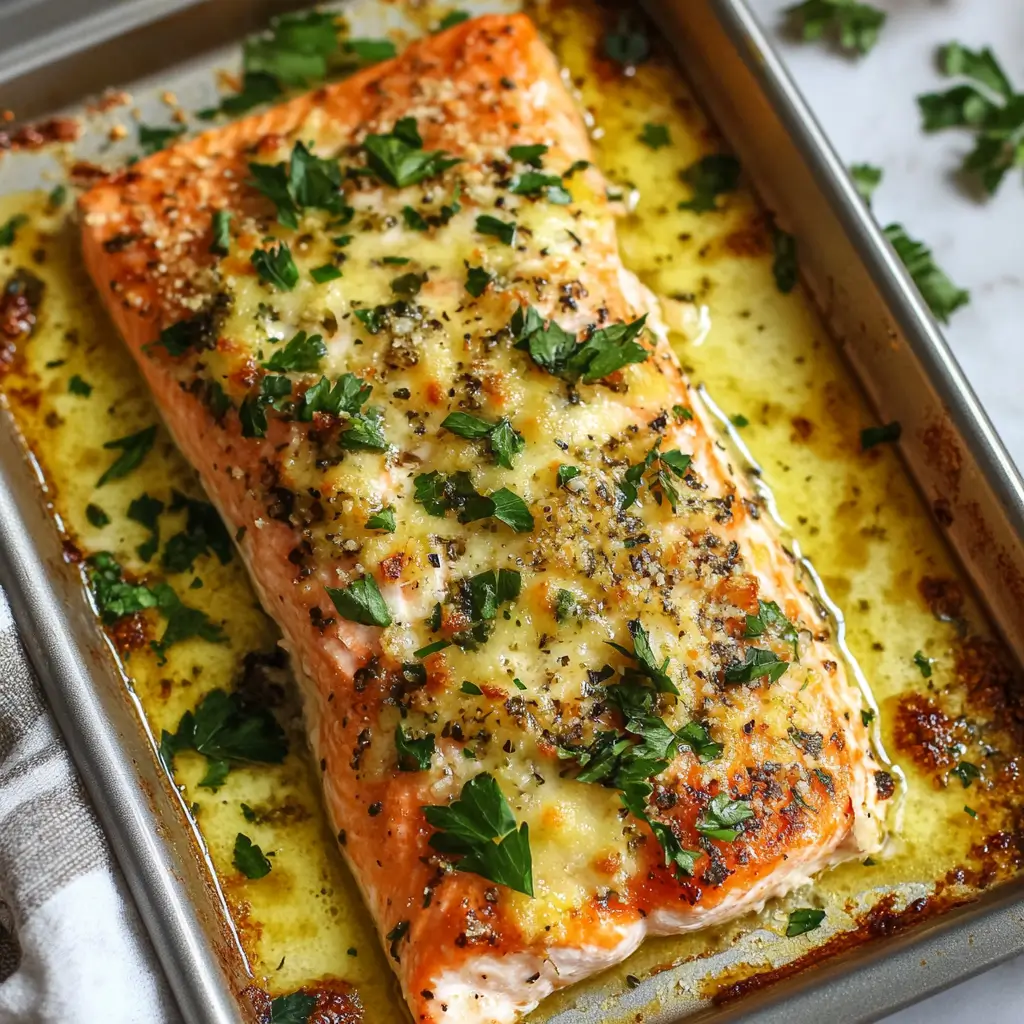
[79,13,890,1023]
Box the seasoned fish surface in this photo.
[80,15,886,1023]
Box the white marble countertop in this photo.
[744,1,1023,1020]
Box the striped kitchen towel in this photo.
[0,588,180,1024]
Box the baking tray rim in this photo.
[0,1,1022,1022]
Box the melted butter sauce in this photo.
[0,1,1017,1019]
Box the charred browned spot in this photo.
[69,160,113,184]
[944,830,1024,891]
[790,416,814,441]
[933,497,954,527]
[722,222,769,259]
[61,538,84,564]
[380,552,409,580]
[922,421,963,495]
[874,770,895,800]
[0,116,80,153]
[919,575,964,623]
[956,637,1024,743]
[893,693,961,775]
[481,683,508,700]
[108,612,150,652]
[242,977,361,1023]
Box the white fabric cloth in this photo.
[0,589,180,1024]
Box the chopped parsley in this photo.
[150,310,216,358]
[138,123,185,155]
[210,209,232,255]
[48,184,67,209]
[362,117,460,188]
[555,588,581,624]
[0,214,28,248]
[248,141,348,229]
[299,372,372,419]
[603,15,650,67]
[511,306,650,383]
[199,72,283,120]
[508,143,548,167]
[86,552,158,622]
[159,687,288,773]
[724,647,790,685]
[475,214,517,246]
[395,724,435,771]
[509,171,571,204]
[365,506,396,532]
[437,10,470,31]
[616,441,692,512]
[127,492,164,562]
[251,242,299,291]
[607,618,679,695]
[239,375,292,438]
[149,583,226,663]
[402,206,428,231]
[269,992,316,1024]
[85,503,110,529]
[860,421,901,450]
[677,154,741,212]
[918,43,1024,196]
[951,760,981,788]
[262,330,327,372]
[413,471,533,532]
[696,793,754,841]
[771,222,798,293]
[465,265,494,297]
[326,574,392,627]
[850,162,883,204]
[310,263,341,283]
[391,271,426,296]
[161,491,234,573]
[68,374,92,397]
[422,772,534,896]
[639,123,671,149]
[676,721,724,762]
[233,833,272,879]
[786,907,826,937]
[913,650,933,677]
[243,10,339,87]
[97,425,157,486]
[441,411,525,468]
[342,38,396,63]
[883,223,969,322]
[744,600,799,654]
[861,708,875,727]
[557,465,580,487]
[785,0,886,56]
[461,681,483,696]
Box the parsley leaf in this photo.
[724,647,790,685]
[603,15,650,67]
[786,908,826,937]
[786,0,886,56]
[310,263,341,283]
[509,143,548,167]
[437,10,470,31]
[127,492,165,562]
[269,992,317,1024]
[343,38,396,64]
[475,214,517,245]
[150,310,217,358]
[509,171,571,204]
[696,793,754,841]
[262,330,327,372]
[150,584,226,663]
[918,43,1024,196]
[860,420,901,450]
[161,491,234,573]
[199,72,283,120]
[210,210,232,255]
[86,552,158,623]
[412,471,533,532]
[607,619,678,695]
[850,162,883,204]
[639,123,671,149]
[243,10,339,87]
[883,223,969,322]
[249,141,347,228]
[365,506,396,532]
[85,503,110,528]
[512,306,650,383]
[395,724,435,771]
[423,773,533,896]
[97,425,157,486]
[363,118,460,188]
[465,265,494,297]
[557,465,580,487]
[489,488,534,532]
[233,833,272,879]
[678,154,740,212]
[159,688,287,771]
[676,720,724,762]
[650,821,702,879]
[951,760,981,788]
[441,411,524,468]
[299,372,373,420]
[771,222,798,293]
[68,374,92,397]
[744,600,799,654]
[0,214,28,248]
[138,123,185,155]
[251,242,298,291]
[913,650,933,678]
[326,574,392,627]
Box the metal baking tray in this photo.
[2,1,1023,1023]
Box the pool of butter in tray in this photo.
[0,2,1004,1018]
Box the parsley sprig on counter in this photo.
[510,306,650,383]
[883,225,969,324]
[918,43,1024,196]
[423,772,534,896]
[786,0,886,56]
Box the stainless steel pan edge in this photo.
[0,1,1022,1023]
[0,407,249,1024]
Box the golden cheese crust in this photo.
[79,14,887,1023]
